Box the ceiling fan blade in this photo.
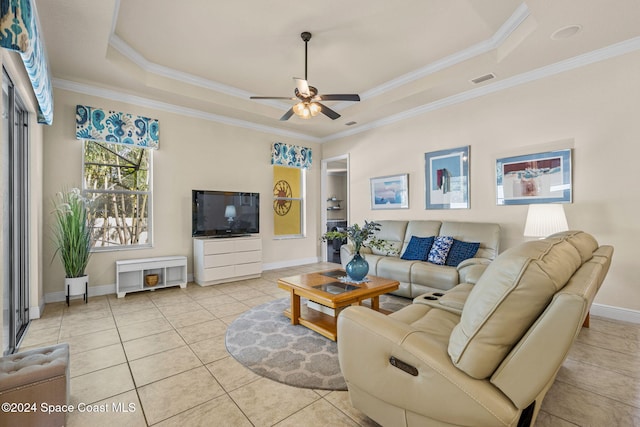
[317,103,341,120]
[250,96,296,100]
[294,78,311,97]
[315,94,361,102]
[280,108,295,121]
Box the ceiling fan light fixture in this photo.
[293,101,321,119]
[293,102,310,119]
[293,102,305,116]
[309,102,321,117]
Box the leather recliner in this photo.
[337,231,613,426]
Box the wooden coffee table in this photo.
[277,269,399,341]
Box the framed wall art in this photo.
[496,148,572,205]
[425,146,469,209]
[370,174,409,209]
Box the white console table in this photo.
[193,235,262,286]
[116,256,188,298]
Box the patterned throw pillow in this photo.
[445,239,480,266]
[400,236,435,261]
[427,236,454,265]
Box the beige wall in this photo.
[13,43,640,315]
[42,88,321,297]
[322,50,640,311]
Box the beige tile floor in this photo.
[18,262,640,426]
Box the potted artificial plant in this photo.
[52,188,92,301]
[322,220,395,282]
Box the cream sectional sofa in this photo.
[337,230,613,426]
[340,220,501,297]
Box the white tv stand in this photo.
[116,256,187,298]
[193,235,262,286]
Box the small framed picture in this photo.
[496,148,572,205]
[370,174,409,209]
[425,146,469,209]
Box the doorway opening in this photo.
[321,155,349,263]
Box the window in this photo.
[82,140,152,250]
[273,165,305,237]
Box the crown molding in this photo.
[108,35,248,99]
[110,0,121,36]
[56,33,640,144]
[53,78,322,142]
[358,3,530,102]
[322,36,640,142]
[108,34,291,112]
[107,2,530,112]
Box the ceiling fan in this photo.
[250,31,360,121]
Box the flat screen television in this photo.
[192,190,260,237]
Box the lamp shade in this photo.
[224,205,237,219]
[523,204,569,237]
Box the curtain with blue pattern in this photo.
[271,142,312,169]
[75,105,159,149]
[0,0,54,124]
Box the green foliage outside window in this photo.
[83,141,151,248]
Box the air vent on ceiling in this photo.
[345,121,357,126]
[470,73,496,85]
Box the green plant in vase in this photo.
[51,188,93,304]
[322,220,395,281]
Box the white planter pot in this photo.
[65,275,88,304]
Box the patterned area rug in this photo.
[225,295,410,390]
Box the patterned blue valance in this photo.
[0,0,54,124]
[271,142,312,169]
[75,105,159,149]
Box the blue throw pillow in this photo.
[445,239,481,267]
[427,236,454,265]
[401,236,434,261]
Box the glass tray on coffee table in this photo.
[277,269,399,341]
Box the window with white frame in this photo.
[82,140,152,249]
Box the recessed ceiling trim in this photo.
[57,36,640,144]
[488,3,533,47]
[109,35,248,99]
[323,35,640,142]
[108,3,530,112]
[110,0,121,36]
[358,3,530,101]
[109,34,291,111]
[53,78,322,143]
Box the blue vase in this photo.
[346,252,369,282]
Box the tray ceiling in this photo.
[34,0,640,141]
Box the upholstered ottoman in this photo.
[0,343,69,427]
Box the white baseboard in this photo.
[37,270,640,326]
[591,303,640,324]
[44,283,116,304]
[42,273,196,305]
[262,257,321,271]
[29,301,45,319]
